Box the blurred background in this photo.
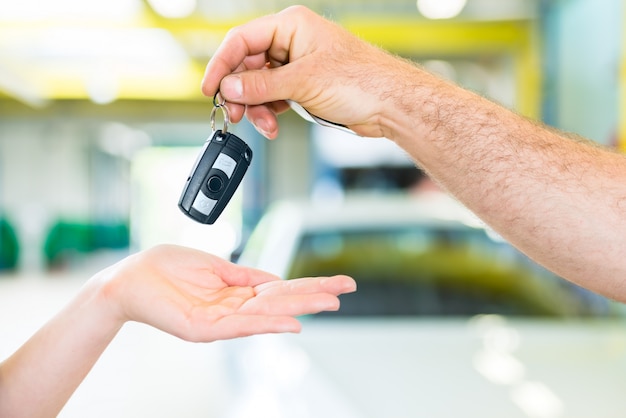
[1,0,625,417]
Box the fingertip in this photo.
[246,106,279,139]
[326,296,342,312]
[339,274,357,289]
[323,275,357,294]
[200,78,214,97]
[252,118,278,139]
[280,317,302,333]
[200,60,221,98]
[344,275,358,293]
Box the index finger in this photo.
[255,275,357,297]
[201,11,292,97]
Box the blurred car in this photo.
[223,193,626,418]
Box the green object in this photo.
[0,217,19,271]
[43,220,130,268]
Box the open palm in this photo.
[102,244,356,341]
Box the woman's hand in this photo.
[98,244,356,341]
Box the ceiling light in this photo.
[417,0,467,19]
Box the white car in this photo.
[223,193,626,418]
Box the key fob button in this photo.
[207,175,224,193]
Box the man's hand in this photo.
[201,5,399,139]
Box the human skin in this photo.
[202,6,626,300]
[0,244,356,417]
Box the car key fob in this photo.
[178,129,253,224]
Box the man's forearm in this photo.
[385,65,626,299]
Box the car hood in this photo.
[221,316,626,418]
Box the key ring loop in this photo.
[211,92,230,133]
[213,91,226,108]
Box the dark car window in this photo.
[288,226,611,317]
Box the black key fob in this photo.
[178,130,253,224]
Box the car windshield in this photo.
[288,226,611,318]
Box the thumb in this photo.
[219,66,297,106]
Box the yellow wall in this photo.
[343,17,540,119]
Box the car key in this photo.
[178,97,253,224]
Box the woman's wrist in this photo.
[0,267,126,418]
[82,264,130,333]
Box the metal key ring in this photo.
[211,92,230,133]
[213,91,226,107]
